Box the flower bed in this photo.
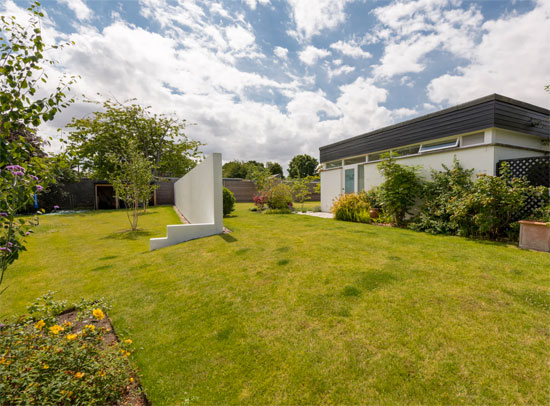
[0,293,146,405]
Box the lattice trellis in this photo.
[497,156,550,217]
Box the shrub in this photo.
[531,203,550,222]
[0,293,135,405]
[331,193,371,223]
[266,183,292,210]
[253,193,267,210]
[449,163,548,239]
[377,154,422,225]
[222,187,236,216]
[410,159,474,235]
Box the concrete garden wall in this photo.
[150,153,223,250]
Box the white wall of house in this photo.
[150,153,223,250]
[319,129,549,212]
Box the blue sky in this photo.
[3,0,550,167]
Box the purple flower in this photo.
[6,242,13,247]
[0,213,7,217]
[13,171,24,177]
[53,205,60,209]
[30,175,39,181]
[25,232,31,236]
[5,165,25,173]
[0,247,12,253]
[36,185,43,192]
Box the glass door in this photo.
[344,167,355,194]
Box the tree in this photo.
[1,2,75,295]
[266,161,283,178]
[291,177,311,210]
[287,154,319,178]
[376,153,422,225]
[66,99,202,180]
[222,160,248,178]
[108,143,156,231]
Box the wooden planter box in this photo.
[519,220,550,252]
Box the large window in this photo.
[357,165,365,192]
[419,139,458,153]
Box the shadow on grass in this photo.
[99,255,118,261]
[102,229,153,240]
[219,233,238,243]
[90,265,114,272]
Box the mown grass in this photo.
[2,204,550,405]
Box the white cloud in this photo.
[243,0,270,10]
[370,0,483,79]
[299,45,330,65]
[225,25,255,50]
[327,65,355,80]
[427,0,550,107]
[287,0,353,40]
[274,46,288,59]
[330,40,371,58]
[57,0,92,21]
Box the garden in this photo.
[2,204,550,404]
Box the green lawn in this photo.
[2,204,550,405]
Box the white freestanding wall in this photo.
[150,153,223,250]
[320,128,549,212]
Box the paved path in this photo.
[295,211,333,219]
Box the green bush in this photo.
[410,159,474,235]
[266,183,292,210]
[448,163,548,239]
[0,293,135,405]
[222,187,236,216]
[377,154,422,225]
[331,193,371,223]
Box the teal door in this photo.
[345,168,355,194]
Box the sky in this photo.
[2,0,549,168]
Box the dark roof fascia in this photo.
[319,94,549,153]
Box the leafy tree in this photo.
[287,154,319,178]
[291,177,311,210]
[222,160,248,178]
[222,187,236,216]
[66,99,202,180]
[1,2,75,295]
[108,143,156,231]
[247,165,272,193]
[266,161,283,177]
[376,153,422,225]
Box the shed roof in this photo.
[319,94,549,163]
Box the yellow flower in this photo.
[48,325,64,335]
[63,321,72,327]
[99,370,106,377]
[92,308,104,320]
[75,372,84,379]
[124,339,132,345]
[130,377,134,383]
[43,364,49,369]
[0,358,6,364]
[34,320,45,331]
[66,334,77,341]
[84,324,95,332]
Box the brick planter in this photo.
[518,220,550,252]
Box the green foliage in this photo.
[266,161,284,178]
[530,203,550,223]
[377,153,422,224]
[331,193,371,223]
[222,160,264,179]
[222,187,236,217]
[448,163,548,239]
[0,1,76,140]
[411,159,474,234]
[0,293,134,405]
[247,165,272,193]
[66,98,201,180]
[266,182,292,210]
[287,154,319,178]
[108,143,156,231]
[38,156,80,211]
[290,177,311,209]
